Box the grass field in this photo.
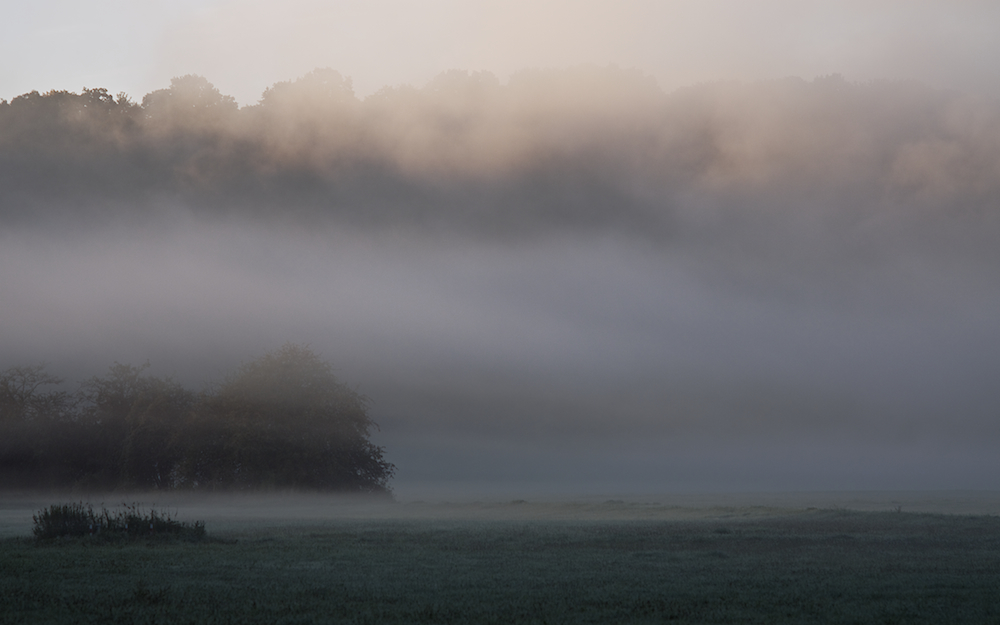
[2,497,1000,624]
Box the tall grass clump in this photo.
[32,502,205,542]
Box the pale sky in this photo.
[3,0,1000,104]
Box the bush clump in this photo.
[32,502,205,541]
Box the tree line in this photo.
[0,67,660,228]
[0,344,394,493]
[3,68,995,244]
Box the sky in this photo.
[2,1,1000,498]
[3,0,1000,104]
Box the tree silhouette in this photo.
[185,344,394,492]
[0,365,71,423]
[0,347,393,492]
[141,74,238,129]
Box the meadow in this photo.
[1,495,999,624]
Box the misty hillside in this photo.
[3,68,999,265]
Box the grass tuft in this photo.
[32,502,205,542]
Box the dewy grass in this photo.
[32,502,205,542]
[4,509,1000,624]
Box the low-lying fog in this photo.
[2,71,999,496]
[3,217,997,495]
[4,491,1000,539]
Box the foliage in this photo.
[31,502,205,541]
[0,364,73,422]
[0,345,394,493]
[175,344,394,492]
[141,74,238,129]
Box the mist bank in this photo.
[5,491,1000,539]
[2,220,998,493]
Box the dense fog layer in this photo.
[2,68,999,494]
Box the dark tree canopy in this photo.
[0,345,394,494]
[0,364,71,423]
[181,344,393,491]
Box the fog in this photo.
[2,69,999,496]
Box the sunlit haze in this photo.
[2,1,999,498]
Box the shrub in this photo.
[32,502,205,541]
[31,502,95,539]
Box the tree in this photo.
[0,364,72,422]
[0,348,395,492]
[140,75,238,130]
[257,68,357,111]
[0,364,73,487]
[78,362,152,423]
[179,344,394,492]
[119,377,194,489]
[72,362,192,489]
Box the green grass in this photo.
[2,509,1000,624]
